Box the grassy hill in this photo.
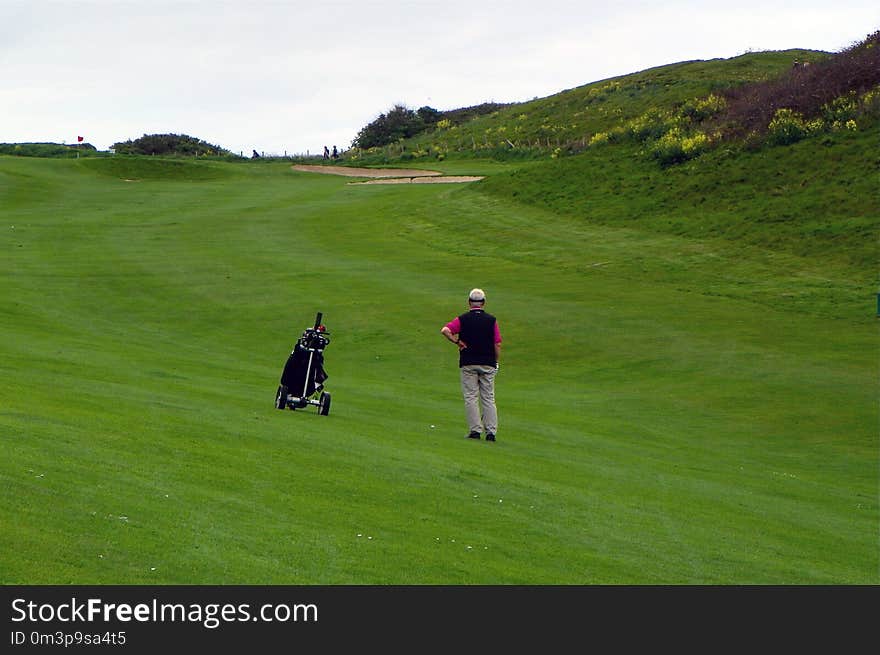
[350,48,827,163]
[350,36,879,314]
[0,43,877,584]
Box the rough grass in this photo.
[475,125,878,287]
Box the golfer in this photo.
[440,288,502,441]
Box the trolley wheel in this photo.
[319,392,331,416]
[275,385,288,410]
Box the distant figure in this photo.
[252,149,261,159]
[323,146,330,160]
[331,145,338,159]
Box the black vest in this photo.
[458,309,497,367]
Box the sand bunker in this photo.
[292,164,441,178]
[348,176,484,185]
[291,164,483,184]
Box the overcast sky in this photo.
[1,1,877,156]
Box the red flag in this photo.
[77,136,84,142]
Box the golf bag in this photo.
[274,312,331,415]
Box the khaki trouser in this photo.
[460,364,498,435]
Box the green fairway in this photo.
[0,155,876,584]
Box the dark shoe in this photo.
[467,431,481,439]
[486,433,496,442]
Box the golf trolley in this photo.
[274,312,331,415]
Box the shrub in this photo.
[766,108,822,145]
[714,30,880,139]
[823,92,859,124]
[111,133,227,156]
[679,94,727,121]
[649,127,711,165]
[626,109,675,141]
[352,104,427,149]
[860,85,880,114]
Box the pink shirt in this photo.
[445,315,502,344]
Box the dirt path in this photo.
[291,164,483,184]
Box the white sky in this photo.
[1,0,877,156]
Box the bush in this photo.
[111,133,228,156]
[823,92,859,124]
[649,127,711,165]
[588,131,611,146]
[860,85,880,115]
[715,30,880,139]
[679,94,727,121]
[626,109,675,141]
[352,104,440,149]
[766,108,823,145]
